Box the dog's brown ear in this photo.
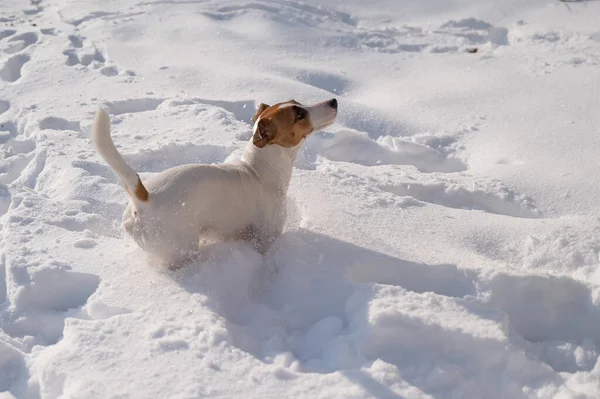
[252,103,270,123]
[252,118,276,148]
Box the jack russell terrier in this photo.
[91,98,338,267]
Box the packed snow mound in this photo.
[2,0,600,398]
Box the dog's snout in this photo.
[328,98,338,109]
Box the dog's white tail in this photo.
[91,108,149,202]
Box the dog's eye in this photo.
[294,107,307,122]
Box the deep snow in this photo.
[2,0,600,398]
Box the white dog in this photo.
[92,98,338,267]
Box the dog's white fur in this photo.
[91,99,337,266]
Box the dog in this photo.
[91,98,338,267]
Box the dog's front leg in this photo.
[238,225,276,254]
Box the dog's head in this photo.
[251,98,338,148]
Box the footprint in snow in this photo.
[486,273,600,373]
[63,33,133,78]
[39,116,81,132]
[73,239,98,249]
[0,54,30,82]
[0,100,10,116]
[379,178,540,218]
[2,31,38,54]
[104,97,165,115]
[0,30,17,40]
[0,129,39,186]
[1,258,100,348]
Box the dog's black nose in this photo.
[329,98,338,109]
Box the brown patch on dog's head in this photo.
[252,103,270,123]
[252,100,314,148]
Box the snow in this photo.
[1,0,600,397]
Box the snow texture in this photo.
[1,0,600,398]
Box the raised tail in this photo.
[91,108,149,202]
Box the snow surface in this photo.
[1,0,600,397]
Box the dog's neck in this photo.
[241,142,301,194]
